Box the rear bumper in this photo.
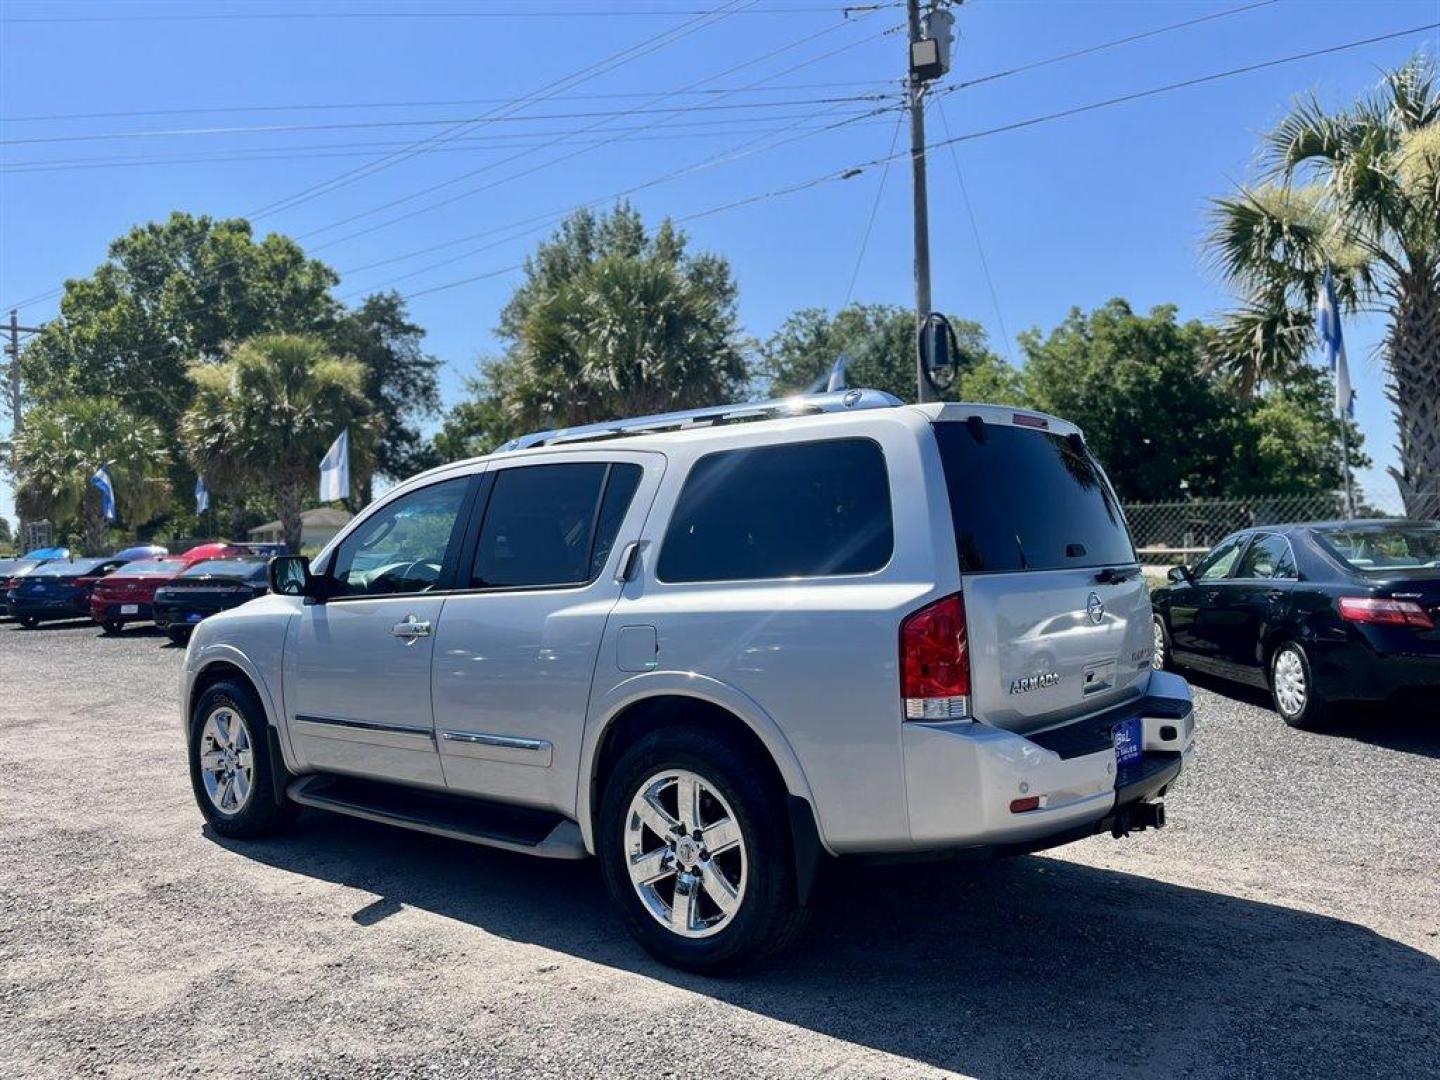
[8,595,88,620]
[897,670,1194,852]
[92,600,154,624]
[1309,637,1440,705]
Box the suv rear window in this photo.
[933,422,1134,573]
[658,438,893,583]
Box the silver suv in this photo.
[182,391,1195,971]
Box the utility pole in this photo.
[906,2,956,403]
[5,309,45,546]
[906,0,935,403]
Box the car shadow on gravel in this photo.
[213,813,1440,1078]
[1185,669,1440,760]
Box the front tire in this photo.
[597,728,808,973]
[188,679,295,838]
[1270,641,1328,729]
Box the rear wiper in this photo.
[1094,565,1139,584]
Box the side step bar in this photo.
[287,774,588,860]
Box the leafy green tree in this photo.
[328,291,442,497]
[181,334,374,553]
[755,303,1001,401]
[11,397,171,553]
[0,516,11,549]
[1206,55,1440,514]
[439,203,747,453]
[1020,300,1360,502]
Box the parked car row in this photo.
[1,542,274,644]
[1151,519,1440,728]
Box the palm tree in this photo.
[12,397,171,553]
[181,334,373,552]
[1206,55,1440,515]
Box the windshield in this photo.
[117,560,188,577]
[933,421,1135,573]
[1315,524,1440,573]
[183,559,267,579]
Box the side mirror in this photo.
[269,555,317,599]
[919,312,957,393]
[1167,565,1193,584]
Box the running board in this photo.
[286,774,587,860]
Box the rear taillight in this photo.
[900,592,971,721]
[1338,596,1435,629]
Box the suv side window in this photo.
[471,462,642,589]
[1195,535,1246,581]
[1236,533,1296,580]
[329,477,470,598]
[657,438,893,583]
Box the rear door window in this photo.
[471,462,643,589]
[932,422,1134,573]
[657,438,893,583]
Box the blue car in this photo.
[7,556,128,627]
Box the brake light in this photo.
[1338,597,1435,629]
[900,592,971,720]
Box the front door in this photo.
[429,453,659,814]
[286,475,475,788]
[1169,533,1248,669]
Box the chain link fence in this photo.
[1123,490,1440,566]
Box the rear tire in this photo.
[101,620,124,635]
[597,727,808,973]
[166,627,190,646]
[188,678,296,838]
[18,615,38,629]
[1270,641,1328,729]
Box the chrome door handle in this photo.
[390,615,432,644]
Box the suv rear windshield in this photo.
[933,421,1134,573]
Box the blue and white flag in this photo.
[1316,267,1354,418]
[319,428,351,503]
[806,355,850,394]
[195,474,210,515]
[90,466,116,522]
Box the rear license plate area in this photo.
[1112,717,1143,774]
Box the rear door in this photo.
[429,452,661,814]
[930,417,1150,734]
[1214,532,1297,684]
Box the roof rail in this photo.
[497,388,904,453]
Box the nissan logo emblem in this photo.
[1086,592,1105,625]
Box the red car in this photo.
[178,542,250,562]
[90,558,193,633]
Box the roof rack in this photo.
[497,388,903,453]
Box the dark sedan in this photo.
[6,557,129,627]
[1151,520,1439,728]
[152,557,270,644]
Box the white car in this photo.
[182,390,1195,971]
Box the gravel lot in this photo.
[2,618,1437,1079]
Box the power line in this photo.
[934,99,1011,364]
[0,79,890,124]
[843,111,903,307]
[0,94,894,147]
[243,0,757,222]
[3,4,897,24]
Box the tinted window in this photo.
[1236,534,1296,580]
[472,463,642,589]
[657,439,893,583]
[933,423,1134,573]
[1315,524,1440,573]
[1195,536,1245,581]
[184,559,268,579]
[331,478,469,597]
[120,560,189,577]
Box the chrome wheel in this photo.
[624,769,747,939]
[198,706,255,815]
[1273,647,1307,717]
[1152,618,1166,670]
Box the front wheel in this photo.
[597,728,808,973]
[188,678,295,838]
[1270,641,1328,729]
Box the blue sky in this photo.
[2,0,1438,533]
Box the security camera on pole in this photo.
[906,1,957,402]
